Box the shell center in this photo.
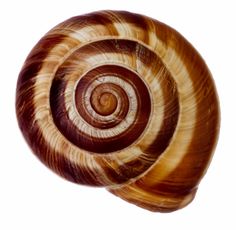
[91,90,118,116]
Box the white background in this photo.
[0,0,235,229]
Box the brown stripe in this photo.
[16,33,68,135]
[108,11,149,43]
[16,34,104,186]
[54,11,119,36]
[65,39,158,67]
[110,15,219,209]
[50,64,151,154]
[143,41,220,195]
[17,34,67,86]
[75,69,129,129]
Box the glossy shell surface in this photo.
[16,10,220,212]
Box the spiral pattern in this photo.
[16,11,220,212]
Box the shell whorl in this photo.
[16,11,220,212]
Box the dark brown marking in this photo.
[50,65,151,153]
[75,72,129,129]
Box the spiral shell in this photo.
[16,11,220,212]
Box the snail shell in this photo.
[16,10,220,212]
